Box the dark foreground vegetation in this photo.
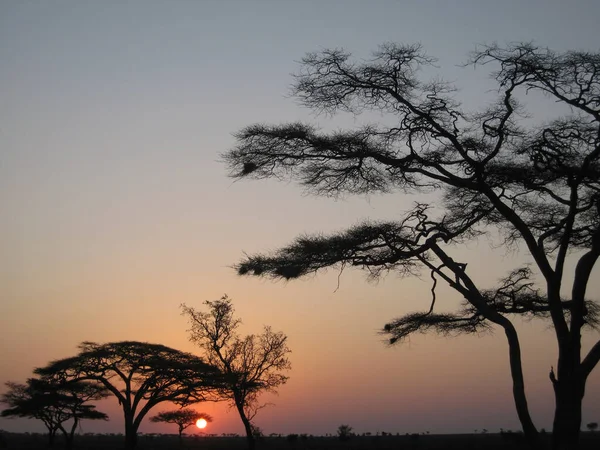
[1,432,600,450]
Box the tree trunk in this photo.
[63,418,78,450]
[47,428,56,448]
[124,414,138,450]
[550,234,600,450]
[125,428,138,450]
[64,433,74,450]
[234,401,255,450]
[431,246,539,445]
[551,367,585,449]
[498,317,539,447]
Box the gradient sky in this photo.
[1,0,600,437]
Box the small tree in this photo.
[1,381,59,447]
[587,422,598,432]
[35,341,224,450]
[1,378,108,449]
[337,424,353,441]
[150,409,213,445]
[181,296,291,450]
[251,424,264,439]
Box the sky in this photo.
[1,0,600,437]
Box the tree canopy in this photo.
[34,341,224,450]
[1,378,108,449]
[182,296,291,450]
[223,42,600,450]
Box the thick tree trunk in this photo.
[124,414,138,450]
[551,363,585,450]
[125,428,138,450]
[549,244,595,450]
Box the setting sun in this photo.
[196,418,208,429]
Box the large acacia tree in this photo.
[222,43,600,450]
[1,378,108,449]
[35,341,224,450]
[182,296,291,450]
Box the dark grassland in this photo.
[2,432,600,450]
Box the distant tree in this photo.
[223,42,600,450]
[35,341,224,450]
[49,380,109,450]
[1,381,58,447]
[587,422,598,432]
[337,424,353,441]
[150,408,213,445]
[251,424,264,439]
[1,378,108,449]
[181,296,291,450]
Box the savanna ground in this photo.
[2,432,600,450]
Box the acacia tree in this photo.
[35,341,224,450]
[150,408,213,445]
[1,378,108,449]
[222,43,600,450]
[1,381,60,447]
[181,296,291,450]
[48,380,109,450]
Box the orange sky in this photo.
[1,0,599,437]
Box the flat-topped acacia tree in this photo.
[222,43,600,450]
[1,378,108,449]
[35,341,224,450]
[150,408,213,445]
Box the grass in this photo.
[2,431,600,450]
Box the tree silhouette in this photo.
[337,424,353,441]
[150,408,213,446]
[182,296,291,450]
[587,422,598,432]
[35,341,224,450]
[1,378,108,449]
[223,43,600,450]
